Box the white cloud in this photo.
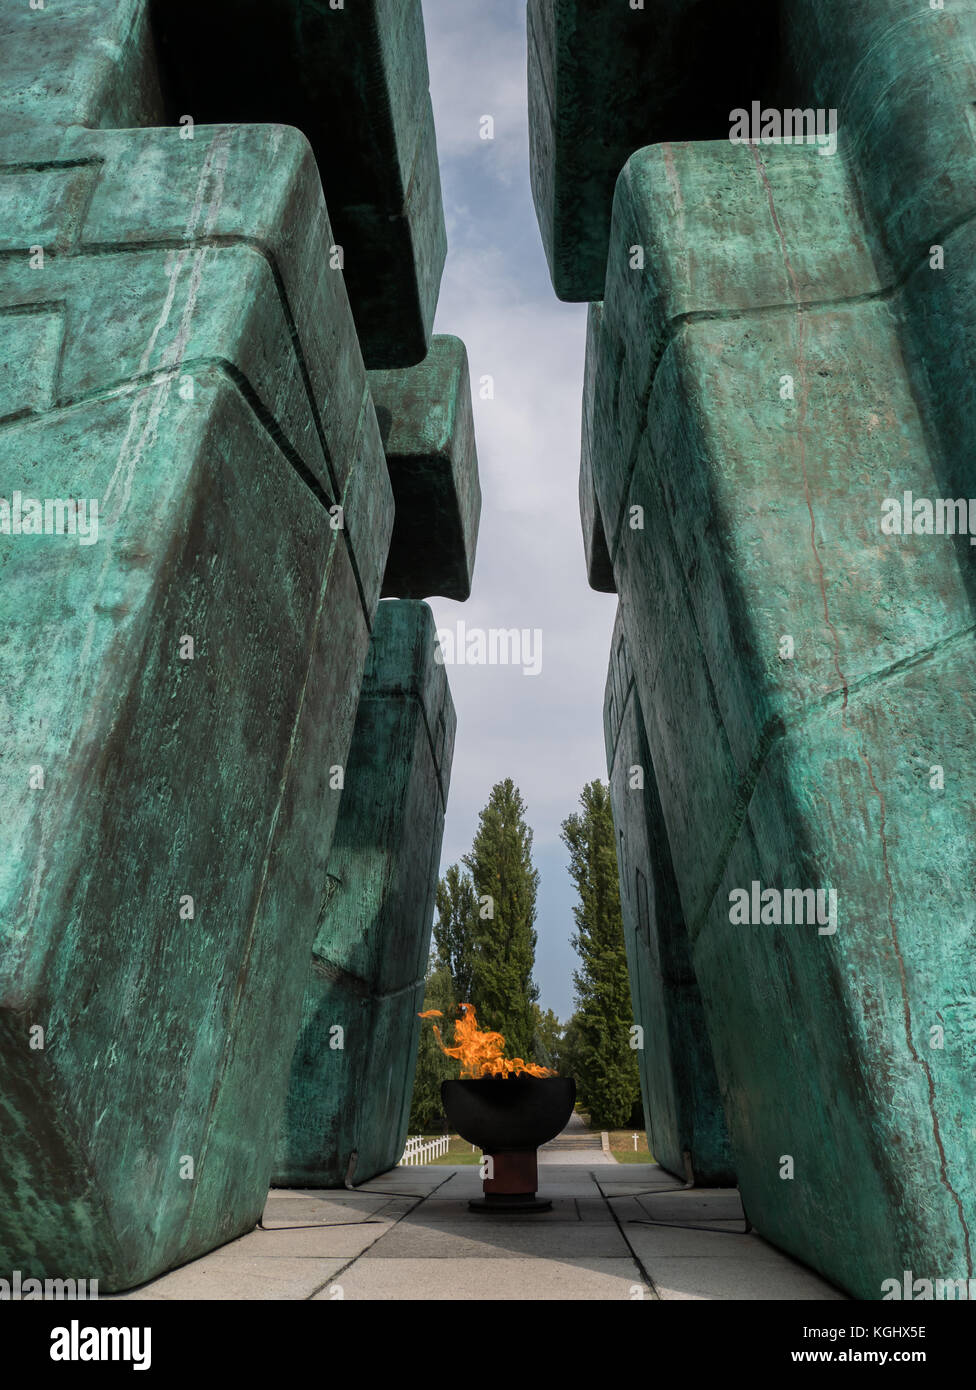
[422,0,528,179]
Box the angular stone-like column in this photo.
[604,612,734,1187]
[0,123,394,1292]
[527,0,777,300]
[579,304,615,594]
[369,335,482,602]
[0,0,455,1292]
[533,0,976,1300]
[590,137,975,1297]
[150,0,447,367]
[273,600,456,1187]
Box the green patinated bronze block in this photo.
[0,116,395,1291]
[579,303,615,593]
[0,0,446,368]
[0,0,165,147]
[150,0,447,368]
[540,0,976,1300]
[588,135,975,1297]
[0,0,470,1292]
[273,600,456,1187]
[604,612,734,1187]
[369,335,482,602]
[527,0,777,301]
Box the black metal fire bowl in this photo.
[441,1076,576,1150]
[441,1076,576,1213]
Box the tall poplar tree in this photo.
[561,779,640,1127]
[463,778,541,1060]
[433,863,477,1005]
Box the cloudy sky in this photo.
[420,1,617,1022]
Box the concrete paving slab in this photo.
[352,1169,450,1197]
[427,1169,613,1201]
[624,1222,786,1261]
[404,1197,581,1224]
[315,1256,655,1301]
[634,1193,746,1224]
[573,1198,618,1224]
[645,1256,849,1301]
[362,1223,629,1260]
[118,1257,348,1301]
[597,1182,684,1198]
[600,1188,743,1220]
[596,1164,685,1191]
[261,1195,410,1226]
[214,1223,395,1260]
[113,1165,854,1299]
[427,1168,483,1189]
[518,1163,616,1185]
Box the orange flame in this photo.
[418,1003,554,1079]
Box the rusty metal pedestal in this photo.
[468,1150,551,1213]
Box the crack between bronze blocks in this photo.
[691,619,976,939]
[604,205,976,571]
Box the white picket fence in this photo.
[398,1134,450,1165]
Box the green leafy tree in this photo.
[407,953,456,1133]
[561,779,640,1128]
[559,1011,582,1083]
[463,778,541,1061]
[531,1004,564,1072]
[433,863,478,1004]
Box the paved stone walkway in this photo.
[539,1109,614,1163]
[114,1164,848,1301]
